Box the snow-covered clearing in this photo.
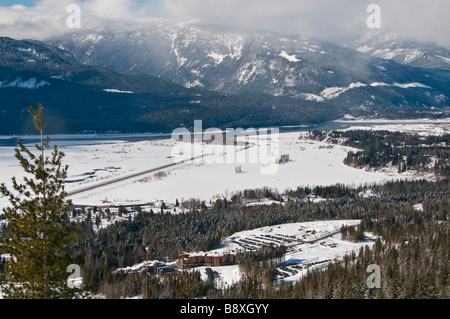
[320,81,432,100]
[103,89,135,94]
[279,50,301,62]
[336,117,450,136]
[0,77,50,89]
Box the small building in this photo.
[178,251,236,269]
[278,154,290,164]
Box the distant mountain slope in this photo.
[0,37,342,135]
[46,19,450,109]
[337,31,450,71]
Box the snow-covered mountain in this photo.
[337,31,450,71]
[0,36,344,134]
[2,20,450,134]
[47,19,450,108]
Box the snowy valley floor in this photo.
[3,119,446,209]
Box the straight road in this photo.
[66,144,253,198]
[66,155,201,197]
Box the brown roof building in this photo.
[178,251,236,269]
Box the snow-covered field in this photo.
[336,117,450,136]
[0,132,406,210]
[2,120,445,209]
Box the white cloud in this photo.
[0,0,449,49]
[163,0,450,48]
[83,0,135,20]
[0,1,69,39]
[0,0,142,40]
[163,0,365,36]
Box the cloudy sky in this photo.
[0,0,449,48]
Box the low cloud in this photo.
[0,0,143,40]
[164,0,363,36]
[164,0,450,48]
[0,0,449,48]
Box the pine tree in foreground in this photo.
[0,104,76,299]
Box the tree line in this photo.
[309,129,450,176]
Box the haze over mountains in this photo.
[337,31,450,71]
[48,20,450,105]
[1,19,450,134]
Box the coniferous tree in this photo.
[0,104,76,299]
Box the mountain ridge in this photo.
[335,31,450,71]
[46,20,450,109]
[0,36,344,135]
[2,21,450,135]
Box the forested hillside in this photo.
[40,179,448,298]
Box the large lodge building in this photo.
[178,251,236,269]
